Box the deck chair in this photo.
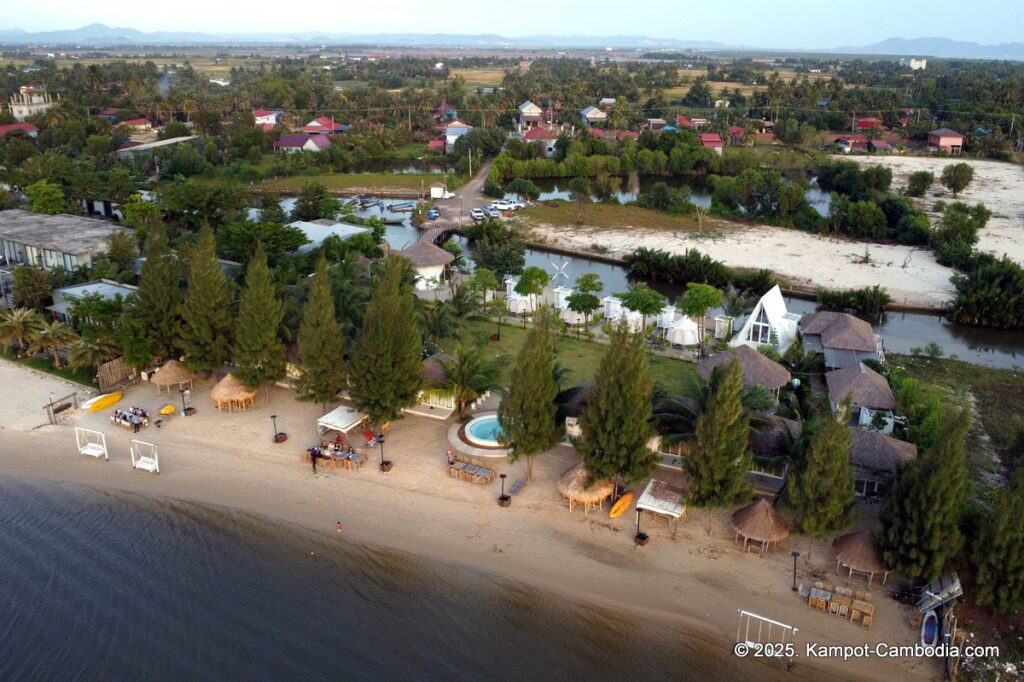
[863,593,872,603]
[862,615,872,630]
[815,581,824,590]
[838,605,849,619]
[851,611,862,625]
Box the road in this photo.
[432,158,493,227]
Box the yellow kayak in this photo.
[82,392,123,413]
[159,404,176,415]
[609,492,635,519]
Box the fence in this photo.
[97,357,136,393]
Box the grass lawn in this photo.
[896,355,1024,463]
[454,318,699,397]
[386,142,430,160]
[450,67,507,88]
[261,172,463,194]
[515,200,724,233]
[1,350,96,387]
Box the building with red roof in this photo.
[119,118,152,131]
[0,122,38,138]
[523,126,559,157]
[427,139,445,153]
[834,134,868,153]
[674,115,694,128]
[854,117,883,131]
[728,125,747,145]
[273,134,332,153]
[698,133,724,155]
[303,116,348,134]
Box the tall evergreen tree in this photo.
[787,406,855,558]
[578,321,657,484]
[233,245,285,401]
[880,409,970,581]
[295,257,345,409]
[179,227,235,375]
[137,222,183,357]
[498,308,558,480]
[347,256,424,426]
[973,471,1024,614]
[685,359,752,506]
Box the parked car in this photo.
[489,200,514,211]
[427,209,440,220]
[486,207,501,218]
[469,208,486,220]
[507,200,525,210]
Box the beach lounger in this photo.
[447,461,467,478]
[473,468,495,484]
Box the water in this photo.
[0,478,757,681]
[466,415,504,444]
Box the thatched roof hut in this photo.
[833,531,889,586]
[731,497,789,555]
[698,345,791,391]
[210,373,257,412]
[557,462,613,513]
[150,359,195,393]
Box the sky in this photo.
[2,0,1023,48]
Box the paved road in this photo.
[432,158,493,226]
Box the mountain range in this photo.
[1,24,1023,60]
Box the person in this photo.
[131,412,140,433]
[446,447,455,465]
[310,448,319,473]
[183,388,191,406]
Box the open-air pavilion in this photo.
[317,404,368,437]
[210,373,257,412]
[557,462,613,514]
[636,478,686,535]
[150,359,195,395]
[832,531,889,586]
[731,497,789,556]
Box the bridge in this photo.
[417,221,463,247]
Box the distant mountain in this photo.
[836,37,1024,60]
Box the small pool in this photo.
[464,413,506,447]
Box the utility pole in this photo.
[468,148,472,178]
[1010,113,1015,136]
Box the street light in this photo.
[634,510,649,546]
[791,550,801,591]
[271,414,278,442]
[377,432,392,472]
[498,473,510,507]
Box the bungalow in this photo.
[799,311,883,369]
[598,97,617,108]
[927,128,965,155]
[697,345,791,400]
[399,240,454,290]
[273,134,331,153]
[98,107,121,122]
[834,134,868,153]
[599,295,643,331]
[826,362,897,434]
[698,133,724,155]
[505,277,541,315]
[646,118,667,131]
[47,279,138,324]
[729,285,801,353]
[517,100,543,130]
[119,118,153,132]
[848,428,916,497]
[690,117,708,128]
[854,117,883,131]
[445,120,473,152]
[0,209,125,272]
[657,305,700,346]
[413,353,457,419]
[523,126,558,157]
[868,139,892,153]
[252,108,285,126]
[580,106,607,128]
[302,117,348,135]
[0,122,38,139]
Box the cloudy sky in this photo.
[3,0,1022,47]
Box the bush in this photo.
[483,178,505,198]
[906,171,934,197]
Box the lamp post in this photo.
[377,432,392,472]
[634,510,649,546]
[791,550,801,591]
[271,414,278,442]
[498,473,510,507]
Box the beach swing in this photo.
[75,427,109,460]
[130,439,160,474]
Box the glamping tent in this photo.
[731,497,789,556]
[150,359,195,394]
[832,531,889,586]
[210,373,257,412]
[505,277,540,315]
[730,285,801,353]
[557,462,613,513]
[663,315,700,346]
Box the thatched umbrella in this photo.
[557,462,613,514]
[731,497,789,555]
[150,359,195,394]
[833,531,889,586]
[210,373,257,412]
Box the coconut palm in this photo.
[440,344,500,417]
[27,318,79,368]
[67,336,120,372]
[0,308,41,356]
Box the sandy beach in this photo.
[0,360,943,681]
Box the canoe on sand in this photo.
[609,492,635,519]
[81,392,123,413]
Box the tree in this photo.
[136,222,183,358]
[11,266,52,309]
[616,287,665,330]
[498,309,558,479]
[67,335,120,373]
[578,322,657,484]
[514,265,549,312]
[973,471,1024,614]
[122,194,162,244]
[27,318,78,368]
[439,344,501,417]
[233,246,286,400]
[217,221,309,261]
[565,272,603,337]
[291,181,341,222]
[474,233,525,281]
[348,256,424,426]
[24,180,69,215]
[684,359,752,507]
[107,231,137,272]
[0,307,41,355]
[941,162,974,196]
[880,409,970,581]
[179,227,235,375]
[257,191,287,224]
[295,258,345,409]
[787,409,855,558]
[679,282,724,355]
[468,267,499,301]
[906,171,934,198]
[491,297,509,341]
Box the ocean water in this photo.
[0,478,773,681]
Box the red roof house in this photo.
[119,118,152,130]
[523,127,558,141]
[699,133,724,153]
[728,125,747,145]
[854,117,883,131]
[427,139,446,152]
[675,115,694,128]
[0,122,38,137]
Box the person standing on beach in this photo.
[310,449,318,473]
[446,447,455,465]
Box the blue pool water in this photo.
[466,416,505,444]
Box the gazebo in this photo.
[210,373,257,412]
[833,531,889,586]
[150,359,196,394]
[731,497,789,556]
[557,462,613,513]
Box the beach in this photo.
[0,360,942,681]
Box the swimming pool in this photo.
[464,413,506,448]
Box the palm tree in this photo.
[420,301,458,345]
[67,336,120,373]
[0,308,41,356]
[440,344,500,417]
[721,284,756,318]
[27,318,79,368]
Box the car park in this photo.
[469,208,486,220]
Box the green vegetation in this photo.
[972,471,1024,614]
[232,246,286,397]
[294,258,346,409]
[261,173,454,194]
[178,227,235,375]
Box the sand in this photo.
[0,360,942,681]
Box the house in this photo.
[907,58,927,70]
[690,117,708,128]
[427,139,446,153]
[399,240,454,290]
[115,136,198,160]
[854,117,883,131]
[698,133,724,155]
[848,428,916,496]
[273,134,332,153]
[580,106,607,128]
[47,279,139,323]
[444,120,473,152]
[646,118,667,131]
[517,100,543,130]
[674,115,694,128]
[98,107,121,122]
[286,220,369,252]
[598,97,617,108]
[826,362,897,434]
[714,99,731,109]
[302,117,348,134]
[9,86,56,122]
[729,285,801,353]
[868,139,892,153]
[728,125,747,146]
[546,285,586,325]
[698,345,791,400]
[412,353,457,419]
[118,118,153,133]
[0,122,38,139]
[834,134,868,153]
[799,311,882,369]
[428,182,452,199]
[0,209,125,272]
[252,108,284,126]
[523,126,558,157]
[928,128,965,155]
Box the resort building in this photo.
[697,345,792,401]
[286,220,370,252]
[47,279,139,323]
[799,311,883,369]
[729,285,801,353]
[0,210,124,272]
[826,362,897,434]
[657,305,700,347]
[505,276,542,315]
[9,86,56,122]
[848,428,916,497]
[599,295,644,331]
[398,240,454,290]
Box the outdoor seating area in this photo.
[731,497,790,556]
[557,462,613,513]
[446,455,497,484]
[111,407,150,431]
[806,582,876,630]
[307,440,365,470]
[832,531,890,587]
[210,373,256,412]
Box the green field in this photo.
[261,172,460,195]
[516,200,721,233]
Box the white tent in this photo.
[730,285,801,352]
[317,404,368,435]
[656,304,678,329]
[664,315,700,346]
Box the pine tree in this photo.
[973,471,1024,614]
[295,257,345,409]
[498,308,558,480]
[880,409,969,581]
[137,222,183,357]
[179,226,235,375]
[233,245,285,401]
[787,406,855,558]
[347,255,424,426]
[578,321,657,484]
[685,358,752,506]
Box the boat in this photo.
[81,392,123,412]
[609,492,635,519]
[380,216,405,225]
[920,609,939,647]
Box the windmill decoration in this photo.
[549,260,570,287]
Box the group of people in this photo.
[308,437,360,473]
[112,407,149,433]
